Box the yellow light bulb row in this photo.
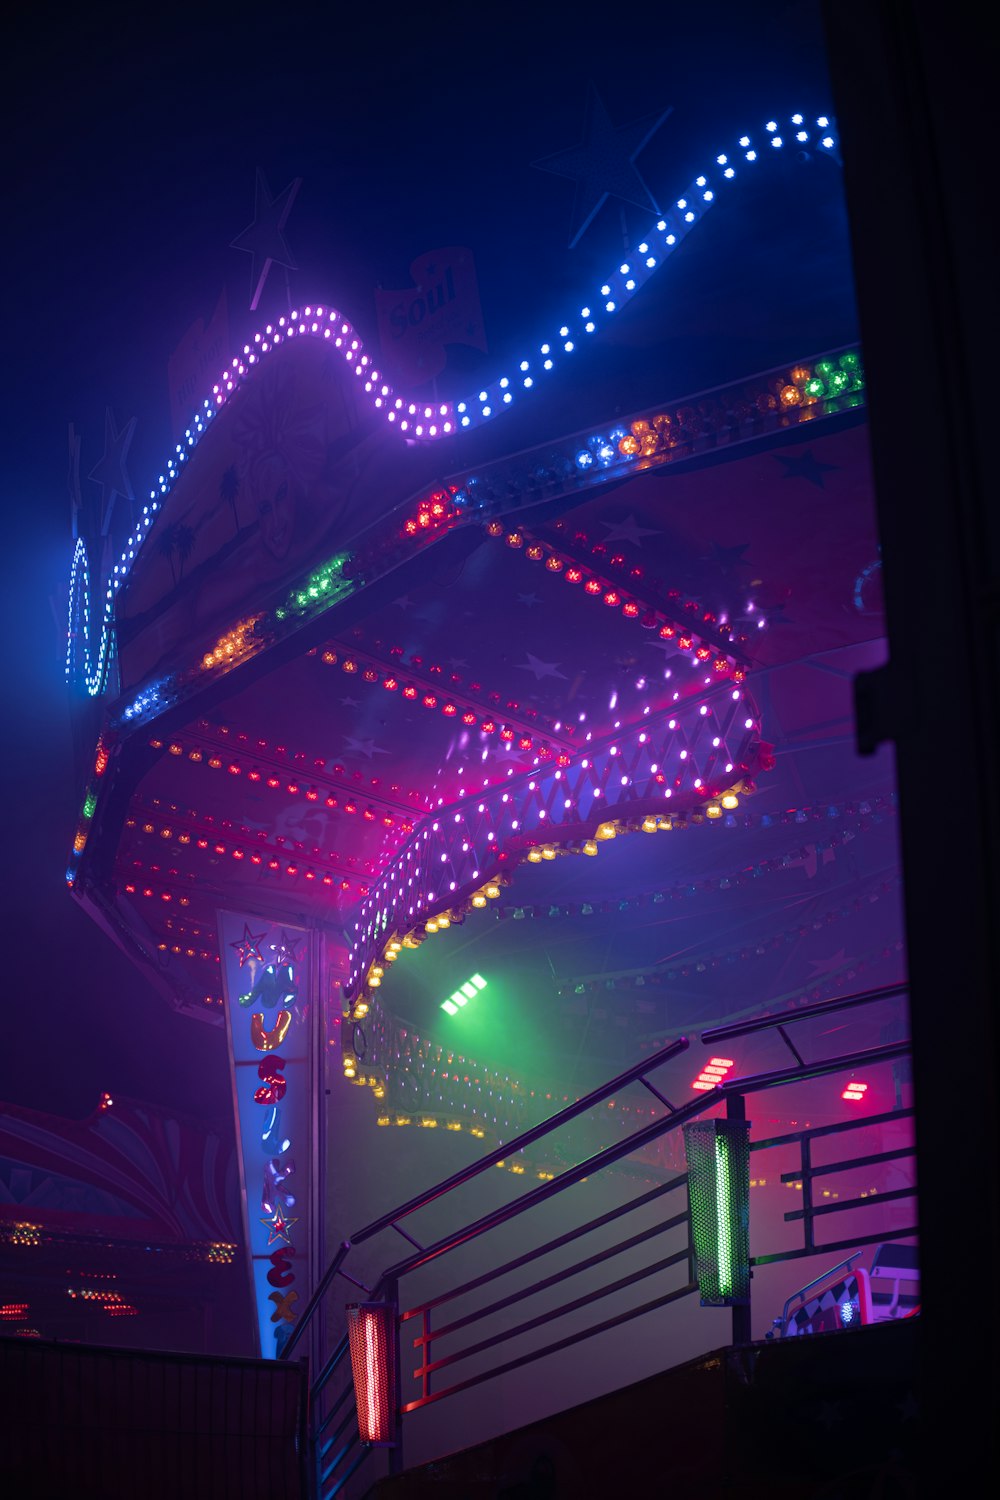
[371,1112,555,1178]
[347,783,749,1024]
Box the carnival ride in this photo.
[62,106,913,1444]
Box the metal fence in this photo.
[285,982,914,1498]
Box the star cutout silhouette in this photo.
[518,592,541,607]
[231,923,266,968]
[601,514,660,547]
[270,930,301,967]
[340,696,359,707]
[533,86,671,248]
[517,654,567,682]
[775,449,838,488]
[230,169,302,310]
[88,408,136,536]
[343,735,390,758]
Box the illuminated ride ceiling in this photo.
[65,111,898,1130]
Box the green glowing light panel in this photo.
[682,1118,751,1306]
[441,973,487,1016]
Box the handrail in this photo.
[349,1034,690,1246]
[716,1039,910,1095]
[366,1035,908,1294]
[281,1033,690,1358]
[300,986,916,1495]
[701,981,907,1043]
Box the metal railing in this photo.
[286,981,914,1498]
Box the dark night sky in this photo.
[3,4,836,1123]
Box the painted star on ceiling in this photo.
[708,540,752,569]
[342,735,390,758]
[775,449,838,488]
[534,86,671,248]
[806,948,849,977]
[517,654,568,682]
[231,923,267,968]
[600,514,661,547]
[88,407,136,536]
[230,169,302,311]
[517,592,542,607]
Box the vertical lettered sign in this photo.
[219,912,313,1358]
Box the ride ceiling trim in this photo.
[65,112,842,700]
[344,678,763,1004]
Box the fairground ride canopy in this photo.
[64,111,899,1129]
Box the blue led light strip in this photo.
[66,113,837,697]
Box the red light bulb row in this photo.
[316,629,577,738]
[125,821,370,895]
[161,723,432,807]
[317,647,572,758]
[150,735,420,832]
[142,794,379,876]
[483,522,744,681]
[205,722,430,804]
[156,939,218,962]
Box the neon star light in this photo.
[440,973,487,1015]
[66,111,838,698]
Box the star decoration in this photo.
[230,169,302,311]
[447,657,469,670]
[231,923,266,968]
[261,1208,298,1247]
[270,930,301,967]
[775,449,838,488]
[600,514,660,547]
[340,695,359,707]
[517,654,567,682]
[708,540,751,569]
[806,948,848,977]
[517,592,542,607]
[88,407,136,536]
[533,85,672,248]
[343,735,390,758]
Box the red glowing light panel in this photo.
[842,1081,869,1102]
[346,1302,397,1446]
[691,1056,736,1092]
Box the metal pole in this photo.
[727,1093,752,1346]
[385,1277,403,1476]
